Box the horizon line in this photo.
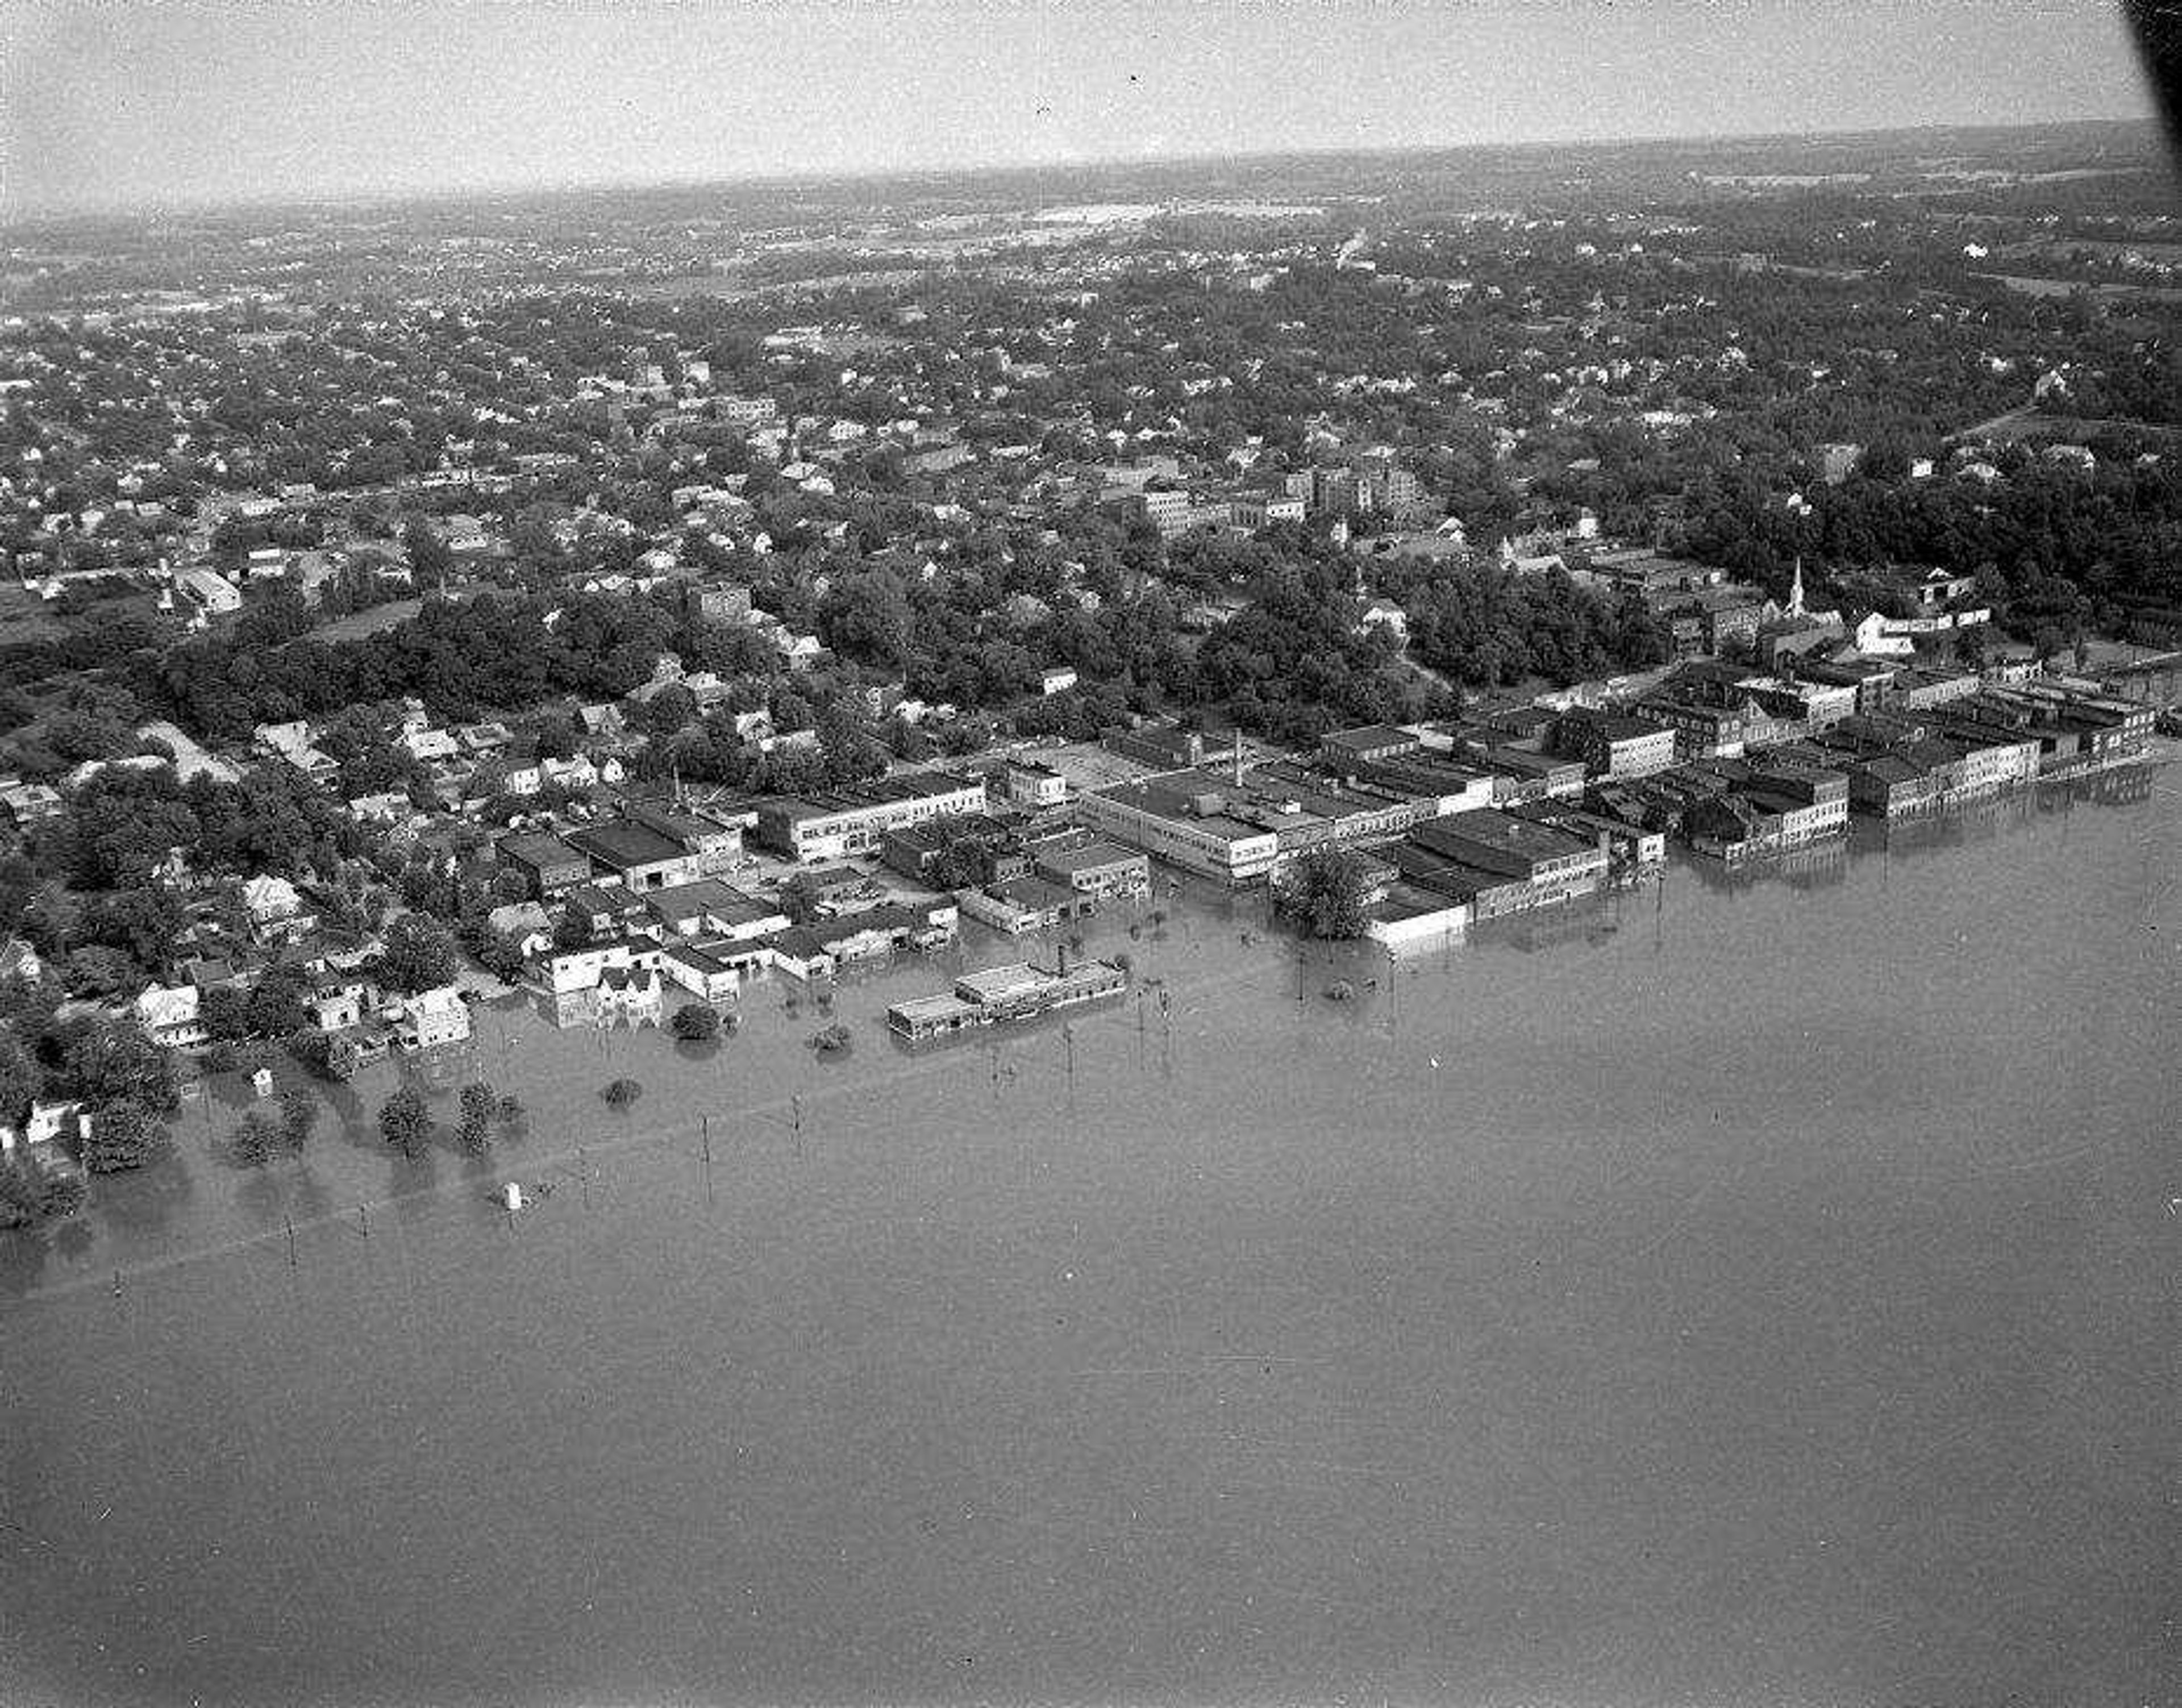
[2,112,2164,231]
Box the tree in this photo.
[1271,846,1376,940]
[375,913,460,995]
[671,1001,722,1043]
[54,1017,178,1115]
[602,1077,642,1109]
[496,1094,527,1136]
[0,1027,39,1127]
[456,1081,496,1153]
[79,1099,172,1172]
[289,1028,359,1082]
[35,1160,86,1219]
[277,1084,317,1154]
[245,962,311,1038]
[402,515,452,583]
[0,1159,40,1229]
[231,1110,280,1167]
[378,1085,430,1159]
[551,905,593,951]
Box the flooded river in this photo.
[3,770,2177,1706]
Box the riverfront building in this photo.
[1032,839,1152,902]
[1552,710,1679,780]
[1078,765,1423,883]
[888,958,1128,1042]
[1077,772,1282,882]
[1407,810,1611,918]
[757,773,989,863]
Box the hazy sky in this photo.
[0,1,2157,216]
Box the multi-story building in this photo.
[1227,492,1307,530]
[1003,757,1069,809]
[1078,772,1282,883]
[1131,488,1195,539]
[134,984,208,1048]
[1552,710,1678,780]
[497,831,592,899]
[1032,839,1152,902]
[563,820,706,893]
[1320,725,1423,769]
[693,580,752,626]
[757,773,990,863]
[623,803,746,875]
[1408,810,1610,916]
[393,986,472,1051]
[1680,760,1850,861]
[717,395,779,430]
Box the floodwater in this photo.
[3,769,2177,1707]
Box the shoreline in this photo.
[2,752,2171,1311]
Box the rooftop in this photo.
[1033,838,1144,874]
[956,963,1053,1005]
[564,820,686,869]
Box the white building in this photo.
[393,986,471,1051]
[134,983,207,1048]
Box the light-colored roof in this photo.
[956,964,1053,1005]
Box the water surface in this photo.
[3,773,2177,1706]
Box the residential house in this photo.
[134,983,208,1048]
[241,874,315,943]
[393,986,472,1051]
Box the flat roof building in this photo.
[757,773,990,863]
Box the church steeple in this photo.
[1788,555,1806,618]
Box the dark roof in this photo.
[498,831,585,869]
[564,820,686,869]
[565,882,646,917]
[1322,724,1417,753]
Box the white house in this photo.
[134,983,207,1048]
[392,986,471,1051]
[241,874,313,939]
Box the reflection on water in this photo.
[1,768,2176,1707]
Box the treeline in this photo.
[148,590,686,741]
[1680,451,2182,644]
[1392,561,1668,690]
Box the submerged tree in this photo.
[1270,845,1376,941]
[377,1085,430,1160]
[231,1110,280,1168]
[277,1085,317,1155]
[456,1081,497,1153]
[78,1099,173,1173]
[670,1002,722,1043]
